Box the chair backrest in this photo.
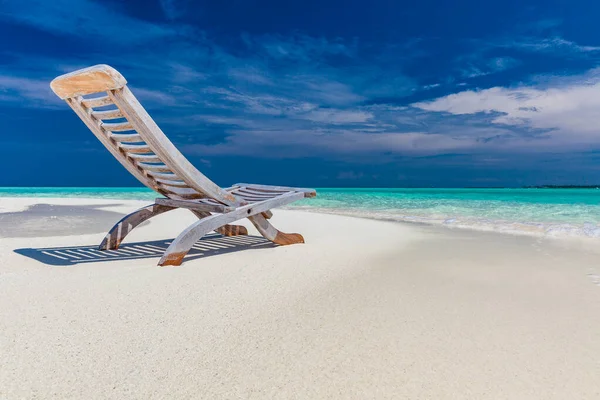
[50,65,236,205]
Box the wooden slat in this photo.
[158,186,203,197]
[197,197,226,205]
[236,194,277,203]
[239,187,289,196]
[236,183,316,198]
[118,143,152,153]
[233,189,280,200]
[102,121,134,132]
[155,178,189,187]
[145,171,179,180]
[81,95,112,108]
[155,198,235,213]
[109,133,142,142]
[137,162,172,172]
[92,109,123,120]
[127,153,162,163]
[65,97,155,191]
[110,87,237,206]
[234,192,277,202]
[235,188,281,198]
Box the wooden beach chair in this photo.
[50,65,315,266]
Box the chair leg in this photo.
[99,204,175,250]
[159,212,242,266]
[248,213,304,245]
[216,224,248,236]
[189,210,248,236]
[159,197,305,266]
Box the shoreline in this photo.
[3,195,600,243]
[287,205,600,242]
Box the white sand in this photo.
[1,198,600,399]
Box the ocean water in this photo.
[2,187,600,239]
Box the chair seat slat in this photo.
[109,133,142,142]
[155,198,234,213]
[155,178,189,187]
[137,162,172,172]
[236,195,276,203]
[159,186,204,198]
[81,95,113,108]
[118,143,152,153]
[197,198,223,206]
[127,153,162,163]
[102,121,134,132]
[236,183,317,198]
[92,109,123,119]
[236,187,289,196]
[234,190,278,200]
[145,171,179,180]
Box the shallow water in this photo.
[2,187,600,238]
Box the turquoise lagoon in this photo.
[2,187,600,238]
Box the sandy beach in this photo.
[1,197,600,399]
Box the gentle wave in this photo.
[286,205,600,239]
[284,205,600,238]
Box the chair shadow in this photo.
[14,234,276,266]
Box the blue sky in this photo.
[2,0,600,187]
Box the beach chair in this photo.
[50,65,315,266]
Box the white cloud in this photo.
[0,0,173,44]
[184,128,477,158]
[300,109,373,124]
[460,56,520,78]
[228,67,272,85]
[299,78,365,106]
[413,69,600,148]
[0,75,62,108]
[508,37,600,54]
